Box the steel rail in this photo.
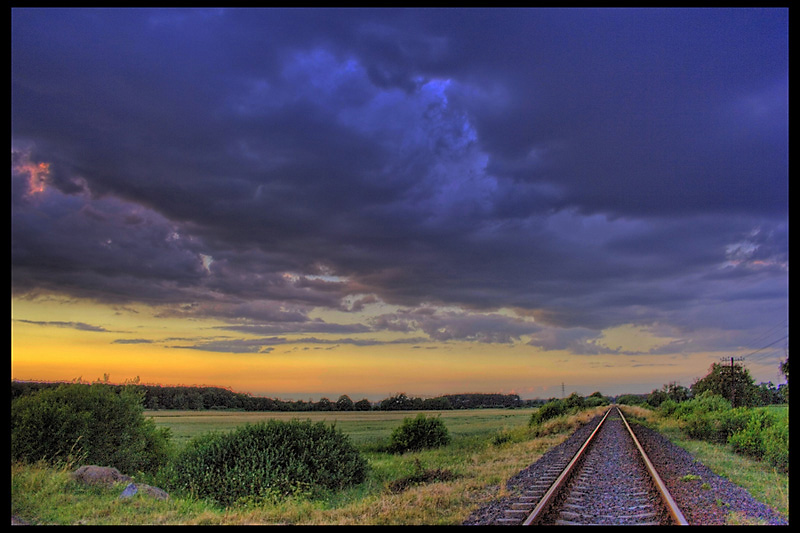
[521,407,612,525]
[617,407,689,525]
[522,406,688,526]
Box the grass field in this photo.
[14,406,583,525]
[146,408,536,447]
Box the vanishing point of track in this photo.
[500,406,688,526]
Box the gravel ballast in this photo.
[463,413,788,526]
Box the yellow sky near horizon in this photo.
[11,296,774,402]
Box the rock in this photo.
[72,465,132,487]
[119,483,138,498]
[137,484,169,500]
[119,482,169,501]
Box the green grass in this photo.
[659,424,789,519]
[622,404,789,521]
[11,461,216,525]
[13,405,788,525]
[145,408,536,448]
[14,407,551,525]
[764,404,788,424]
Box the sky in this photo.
[11,8,788,402]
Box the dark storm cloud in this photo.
[11,8,787,345]
[217,321,372,336]
[173,335,430,354]
[14,319,109,333]
[369,307,541,344]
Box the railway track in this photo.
[498,406,688,526]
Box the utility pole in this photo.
[721,356,745,407]
[730,357,736,406]
[561,382,565,399]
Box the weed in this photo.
[386,459,458,493]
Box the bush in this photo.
[564,392,585,410]
[761,421,788,473]
[673,391,731,421]
[584,395,608,408]
[727,408,777,459]
[659,391,788,472]
[387,414,451,454]
[11,383,170,475]
[160,419,367,506]
[658,399,679,416]
[529,399,566,426]
[685,407,750,444]
[616,394,647,406]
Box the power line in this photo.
[747,347,785,362]
[740,334,788,361]
[738,319,787,353]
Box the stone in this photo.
[119,482,169,501]
[72,465,132,487]
[119,483,138,498]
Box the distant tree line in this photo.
[377,392,534,410]
[617,359,788,409]
[11,380,539,412]
[18,358,784,412]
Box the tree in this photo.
[335,395,354,411]
[564,392,585,410]
[380,393,415,411]
[691,361,759,408]
[616,394,647,406]
[755,382,781,405]
[647,388,668,407]
[780,354,789,402]
[354,398,372,411]
[314,397,333,411]
[584,392,609,407]
[649,382,691,407]
[664,381,691,402]
[421,396,453,410]
[186,389,204,410]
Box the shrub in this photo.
[529,399,566,426]
[584,395,608,408]
[727,408,777,459]
[161,419,367,506]
[660,391,788,472]
[11,383,170,475]
[387,414,451,454]
[564,392,585,410]
[387,458,457,493]
[491,431,513,446]
[658,399,679,416]
[616,394,647,406]
[673,391,730,421]
[684,407,750,444]
[716,408,752,441]
[761,421,788,473]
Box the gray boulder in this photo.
[119,482,169,501]
[72,465,132,487]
